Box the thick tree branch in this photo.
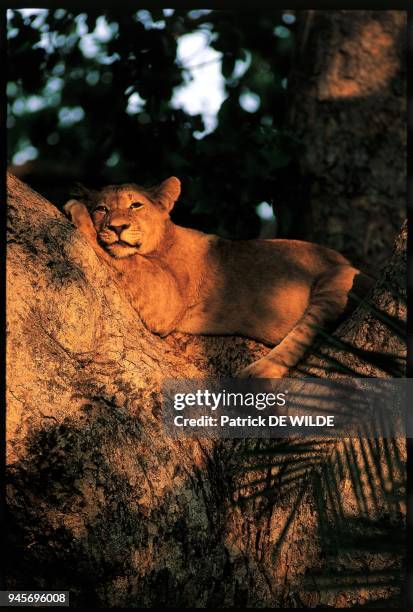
[6,174,406,607]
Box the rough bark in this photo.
[7,174,406,607]
[281,10,406,273]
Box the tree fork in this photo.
[6,174,406,607]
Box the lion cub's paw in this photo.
[64,199,91,222]
[238,357,288,379]
[64,199,79,219]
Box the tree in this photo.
[6,173,406,607]
[280,10,406,271]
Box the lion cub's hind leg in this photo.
[239,265,359,378]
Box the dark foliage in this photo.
[7,9,297,238]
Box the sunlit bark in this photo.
[7,174,405,607]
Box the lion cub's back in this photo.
[214,237,350,289]
[202,238,351,342]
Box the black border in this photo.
[1,7,7,594]
[406,8,412,611]
[3,1,413,9]
[2,2,412,9]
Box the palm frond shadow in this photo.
[299,281,406,378]
[230,278,406,605]
[232,431,405,605]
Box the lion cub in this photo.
[65,177,360,378]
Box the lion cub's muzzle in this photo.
[97,222,142,257]
[108,222,130,237]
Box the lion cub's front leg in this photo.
[64,199,112,262]
[64,199,97,241]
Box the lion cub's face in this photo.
[90,177,180,259]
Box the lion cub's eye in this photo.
[94,205,108,214]
[130,202,145,210]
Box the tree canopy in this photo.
[7,9,297,238]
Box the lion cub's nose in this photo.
[108,223,130,236]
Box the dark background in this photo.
[7,9,406,272]
[7,9,296,239]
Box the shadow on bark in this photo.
[231,434,405,607]
[6,174,406,607]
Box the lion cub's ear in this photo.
[152,177,181,212]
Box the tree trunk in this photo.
[280,10,406,273]
[6,174,406,607]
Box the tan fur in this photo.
[64,177,363,378]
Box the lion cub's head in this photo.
[82,177,180,259]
